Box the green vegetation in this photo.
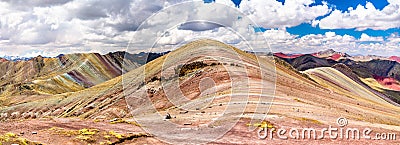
[247,121,274,129]
[49,127,99,143]
[109,131,123,139]
[47,127,150,144]
[294,98,306,103]
[79,128,98,135]
[177,61,208,77]
[76,135,96,143]
[0,132,40,145]
[109,118,141,126]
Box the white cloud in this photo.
[359,33,384,42]
[239,0,331,29]
[317,1,400,30]
[243,30,398,57]
[0,0,398,58]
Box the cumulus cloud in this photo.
[0,0,398,57]
[149,25,399,57]
[263,31,399,56]
[1,0,73,10]
[0,0,172,56]
[359,33,384,42]
[317,0,400,30]
[239,0,331,28]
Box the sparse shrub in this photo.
[76,135,95,143]
[109,118,141,126]
[103,135,111,140]
[149,76,160,82]
[248,121,274,129]
[0,132,37,145]
[79,128,98,135]
[210,62,217,66]
[19,85,33,91]
[178,61,208,77]
[109,131,123,139]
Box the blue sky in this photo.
[227,0,400,56]
[288,0,398,40]
[251,0,399,39]
[0,0,399,57]
[286,24,399,39]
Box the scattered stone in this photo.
[165,113,171,119]
[110,118,120,122]
[201,111,205,113]
[195,108,200,110]
[1,113,8,119]
[183,123,192,125]
[180,128,191,131]
[34,112,41,118]
[179,111,189,114]
[199,124,208,128]
[11,112,20,119]
[32,132,37,135]
[219,104,222,106]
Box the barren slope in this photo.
[0,40,399,144]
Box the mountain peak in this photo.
[183,39,228,47]
[176,39,241,53]
[313,49,350,60]
[1,55,32,61]
[317,49,337,55]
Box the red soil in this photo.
[389,56,400,63]
[329,53,342,60]
[274,52,304,59]
[374,75,400,91]
[0,58,7,62]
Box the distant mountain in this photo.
[0,51,167,96]
[276,53,400,80]
[0,57,7,62]
[273,52,304,59]
[273,51,400,104]
[349,55,388,62]
[0,40,399,145]
[390,56,400,63]
[2,55,32,61]
[273,49,350,60]
[338,59,400,80]
[277,54,337,71]
[311,49,350,60]
[273,49,400,63]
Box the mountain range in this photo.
[0,40,399,144]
